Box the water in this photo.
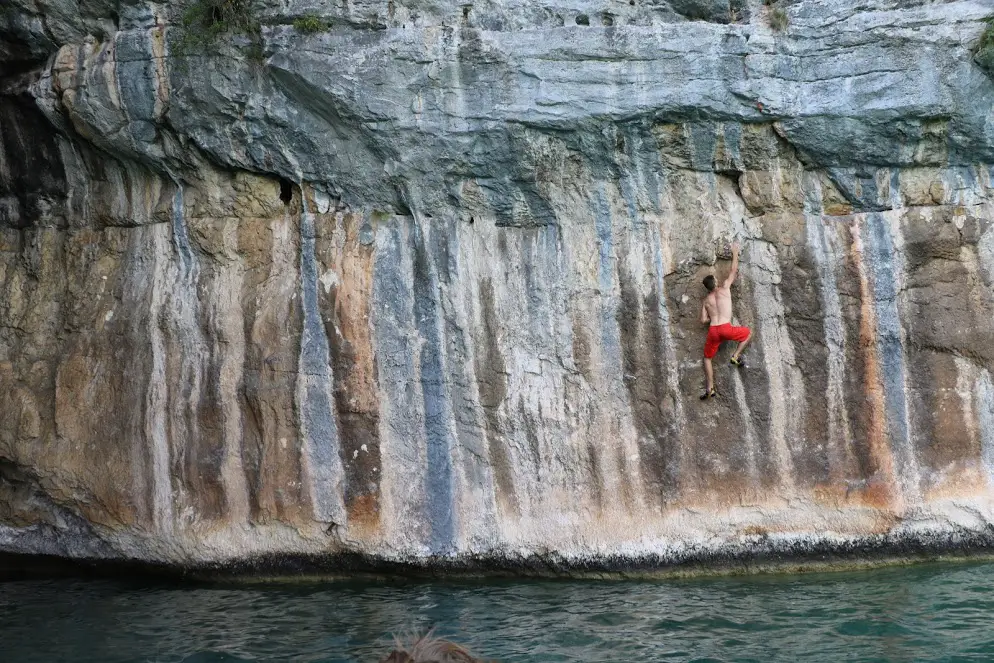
[4,562,994,662]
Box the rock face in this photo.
[3,0,994,571]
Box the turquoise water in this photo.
[3,562,994,662]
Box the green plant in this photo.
[976,17,994,74]
[293,14,331,34]
[769,6,788,32]
[180,0,260,47]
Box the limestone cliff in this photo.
[2,0,994,573]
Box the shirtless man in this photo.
[699,241,751,400]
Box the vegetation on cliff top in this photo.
[769,7,788,32]
[976,17,994,75]
[293,14,332,34]
[178,0,330,57]
[181,0,260,42]
[762,0,789,32]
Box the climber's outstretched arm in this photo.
[722,241,740,288]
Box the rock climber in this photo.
[699,240,751,400]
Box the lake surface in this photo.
[3,561,994,662]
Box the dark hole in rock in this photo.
[575,13,590,25]
[629,0,635,4]
[279,178,293,204]
[463,5,471,21]
[469,216,475,225]
[602,13,614,26]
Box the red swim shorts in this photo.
[703,323,751,359]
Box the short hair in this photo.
[703,275,716,291]
[381,633,486,663]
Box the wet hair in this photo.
[703,274,716,292]
[380,633,489,663]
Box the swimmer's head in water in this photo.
[703,275,716,292]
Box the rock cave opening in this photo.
[279,177,293,205]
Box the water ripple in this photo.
[4,563,994,662]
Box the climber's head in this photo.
[703,274,716,292]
